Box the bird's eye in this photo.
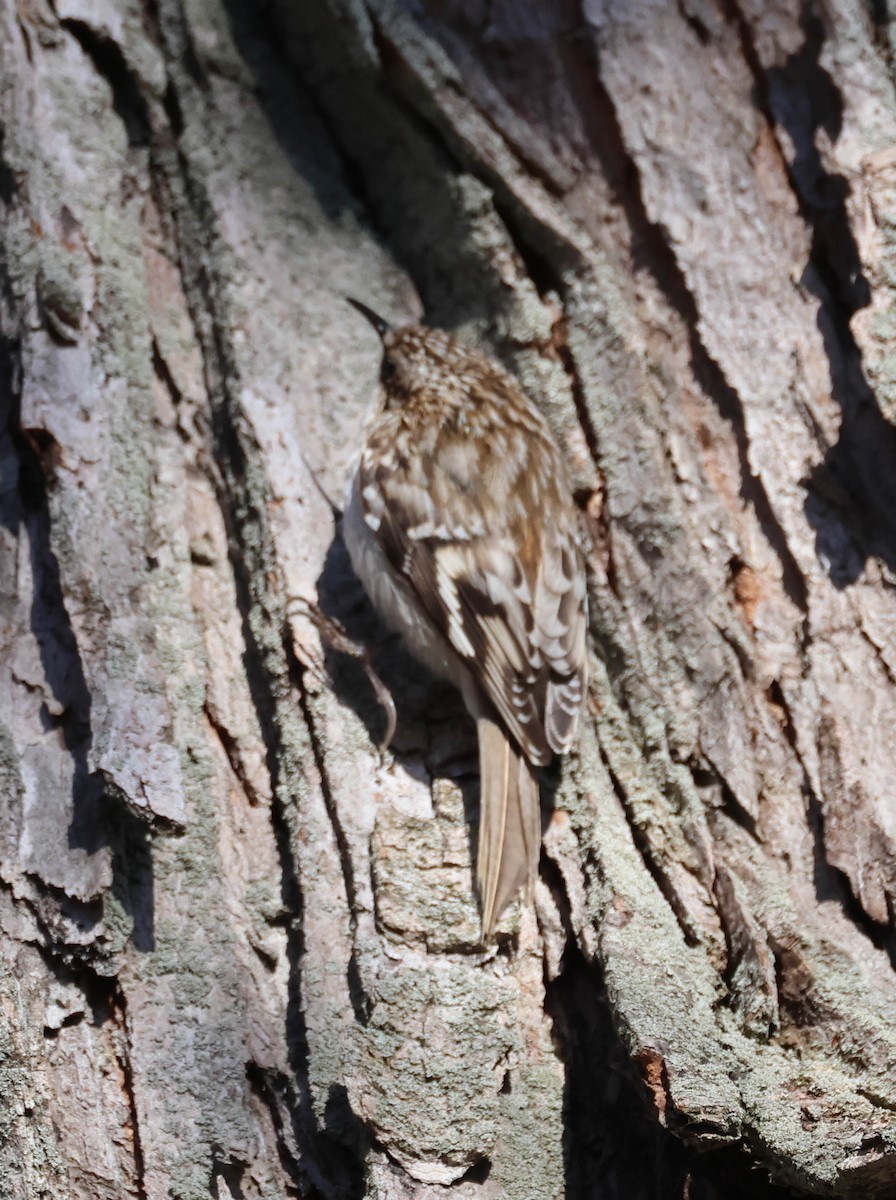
[380,358,397,383]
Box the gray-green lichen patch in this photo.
[493,1062,565,1200]
[35,256,83,344]
[346,957,517,1184]
[371,778,482,952]
[563,719,744,1132]
[0,958,69,1199]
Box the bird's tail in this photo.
[476,713,541,938]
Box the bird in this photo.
[343,298,588,937]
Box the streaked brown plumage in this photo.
[343,300,587,936]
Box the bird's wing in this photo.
[359,419,586,764]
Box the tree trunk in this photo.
[2,0,895,1197]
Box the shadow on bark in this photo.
[759,5,896,586]
[1,335,157,949]
[1,346,103,850]
[316,530,484,909]
[106,809,156,953]
[186,303,369,1195]
[317,528,565,936]
[548,946,806,1200]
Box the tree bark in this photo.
[1,1,895,1197]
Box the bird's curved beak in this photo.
[346,297,391,341]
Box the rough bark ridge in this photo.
[1,0,895,1197]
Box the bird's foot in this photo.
[287,598,397,754]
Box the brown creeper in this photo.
[344,300,587,936]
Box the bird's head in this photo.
[347,298,467,406]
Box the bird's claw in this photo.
[288,597,398,758]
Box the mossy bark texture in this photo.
[1,1,895,1197]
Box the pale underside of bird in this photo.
[343,299,588,937]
